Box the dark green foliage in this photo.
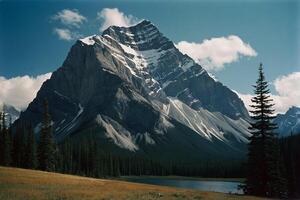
[3,100,245,178]
[11,123,37,169]
[279,133,300,198]
[0,112,4,164]
[244,64,287,198]
[12,125,26,167]
[37,99,58,171]
[0,112,12,166]
[24,125,37,169]
[55,131,245,178]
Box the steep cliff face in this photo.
[100,20,249,120]
[14,20,250,161]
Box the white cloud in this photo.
[176,35,257,71]
[54,28,72,40]
[237,93,253,113]
[97,8,139,32]
[53,28,81,41]
[237,71,300,114]
[53,9,87,27]
[0,73,52,111]
[273,72,300,113]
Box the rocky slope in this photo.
[274,106,300,137]
[13,20,251,162]
[0,104,20,126]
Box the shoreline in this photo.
[121,175,245,183]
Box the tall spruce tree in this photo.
[245,63,287,198]
[25,125,37,169]
[0,112,3,165]
[0,112,12,166]
[37,99,57,171]
[0,112,2,164]
[12,125,26,167]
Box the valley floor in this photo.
[0,167,270,200]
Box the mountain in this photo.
[13,20,250,162]
[1,104,20,126]
[274,106,300,137]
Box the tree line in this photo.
[57,132,245,178]
[279,133,300,198]
[0,100,57,171]
[0,63,299,199]
[0,108,244,178]
[0,99,244,179]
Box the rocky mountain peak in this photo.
[275,106,300,137]
[0,103,20,125]
[14,20,251,160]
[287,106,300,115]
[71,20,249,120]
[102,20,171,51]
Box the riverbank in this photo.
[121,175,244,182]
[122,176,244,194]
[0,167,269,200]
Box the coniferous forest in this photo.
[243,64,300,198]
[1,1,299,200]
[0,65,299,199]
[1,107,300,198]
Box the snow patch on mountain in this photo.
[134,132,156,145]
[80,35,96,45]
[96,114,138,151]
[55,103,84,139]
[119,43,170,69]
[153,115,175,135]
[162,98,250,143]
[0,104,20,125]
[66,104,84,131]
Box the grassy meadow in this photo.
[0,167,271,200]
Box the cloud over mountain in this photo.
[273,71,300,113]
[98,8,140,32]
[176,35,257,71]
[52,9,86,41]
[52,9,87,27]
[53,28,73,41]
[238,71,300,114]
[0,73,52,110]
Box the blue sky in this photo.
[0,0,299,112]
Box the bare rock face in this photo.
[14,20,251,161]
[1,104,20,125]
[274,106,300,137]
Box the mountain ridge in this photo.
[0,103,20,125]
[81,20,249,119]
[275,106,300,137]
[13,20,251,162]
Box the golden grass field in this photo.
[0,167,270,200]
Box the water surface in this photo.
[124,177,244,194]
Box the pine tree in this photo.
[12,125,26,167]
[0,112,3,165]
[25,124,37,169]
[0,112,12,166]
[244,63,287,198]
[37,99,57,171]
